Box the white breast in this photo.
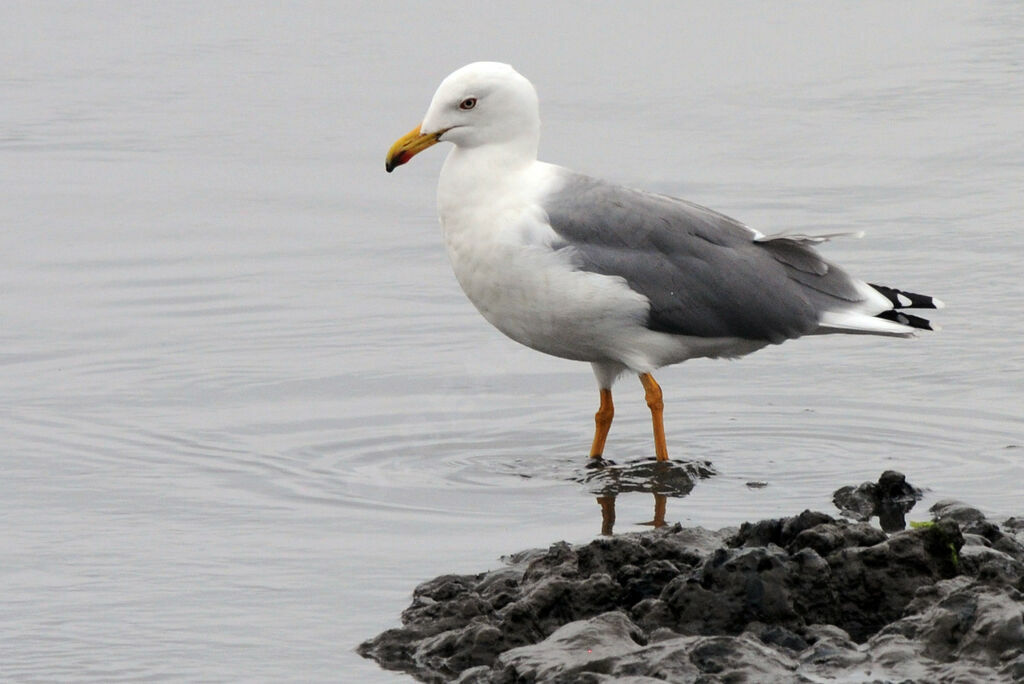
[437,157,651,363]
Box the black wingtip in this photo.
[875,309,935,331]
[870,283,943,310]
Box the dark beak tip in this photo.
[385,153,408,174]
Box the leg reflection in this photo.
[597,495,616,536]
[596,493,669,535]
[651,493,667,528]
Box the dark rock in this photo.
[664,545,801,636]
[628,598,674,633]
[621,559,682,606]
[494,612,646,682]
[798,631,867,675]
[788,521,887,556]
[360,504,1024,683]
[493,613,807,683]
[728,509,835,548]
[823,520,964,641]
[865,574,1024,681]
[746,622,809,653]
[831,484,875,520]
[931,498,987,526]
[833,470,923,531]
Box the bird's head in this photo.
[386,62,540,173]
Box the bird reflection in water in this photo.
[582,459,715,536]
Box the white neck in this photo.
[437,138,540,222]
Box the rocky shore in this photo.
[359,474,1024,682]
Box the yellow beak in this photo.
[385,125,442,173]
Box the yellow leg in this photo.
[639,373,669,461]
[589,388,614,458]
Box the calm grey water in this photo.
[2,2,1022,681]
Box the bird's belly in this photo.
[445,236,649,363]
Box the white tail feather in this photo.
[818,311,917,337]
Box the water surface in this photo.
[2,2,1022,681]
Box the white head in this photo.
[386,62,540,172]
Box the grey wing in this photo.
[543,172,868,344]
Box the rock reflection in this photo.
[580,458,715,535]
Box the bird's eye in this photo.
[459,97,477,111]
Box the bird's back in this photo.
[542,171,918,344]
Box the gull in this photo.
[385,62,941,463]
